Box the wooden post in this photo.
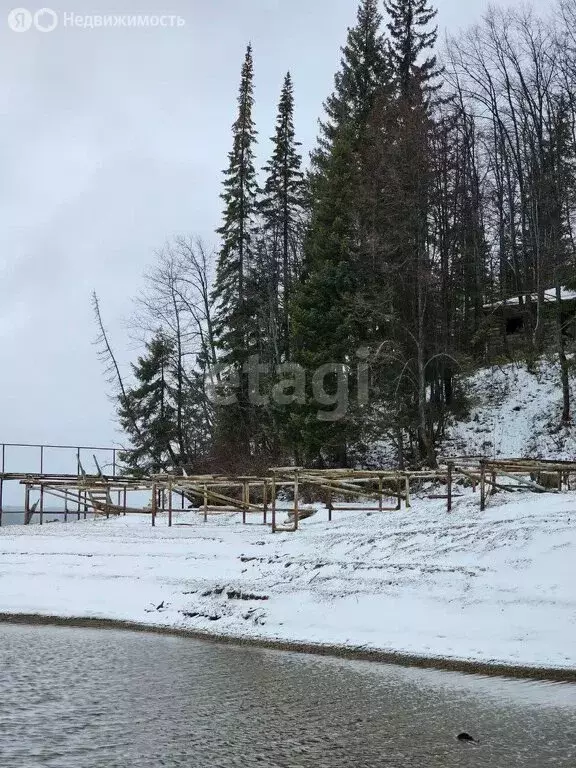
[404,475,411,509]
[39,485,44,526]
[263,481,268,526]
[242,481,248,525]
[271,473,277,532]
[64,489,68,523]
[490,470,497,496]
[328,488,333,522]
[447,461,453,513]
[24,484,30,525]
[378,476,383,514]
[203,485,208,523]
[123,487,127,516]
[396,474,402,511]
[168,483,173,528]
[293,470,300,531]
[151,484,157,527]
[480,460,486,511]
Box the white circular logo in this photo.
[7,8,33,32]
[34,7,58,32]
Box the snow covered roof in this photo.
[483,287,576,311]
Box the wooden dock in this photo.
[2,450,576,531]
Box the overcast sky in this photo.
[0,0,544,450]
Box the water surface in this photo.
[0,508,92,525]
[0,623,574,767]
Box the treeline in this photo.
[100,0,576,474]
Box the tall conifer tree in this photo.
[212,44,259,459]
[213,43,258,361]
[259,72,307,360]
[290,0,391,465]
[370,0,441,465]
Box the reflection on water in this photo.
[0,623,574,767]
[0,510,93,526]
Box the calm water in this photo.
[0,509,93,526]
[0,624,575,767]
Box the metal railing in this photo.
[0,442,123,476]
[0,442,128,526]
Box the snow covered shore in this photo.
[0,491,575,673]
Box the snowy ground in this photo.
[444,358,576,459]
[0,489,575,671]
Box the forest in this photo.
[94,0,576,473]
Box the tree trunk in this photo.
[556,281,571,424]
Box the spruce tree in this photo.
[314,0,389,168]
[118,333,177,474]
[290,134,364,465]
[213,43,258,361]
[384,0,440,99]
[290,0,391,465]
[259,72,307,360]
[370,0,441,465]
[212,44,259,459]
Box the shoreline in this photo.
[2,612,575,684]
[1,495,575,679]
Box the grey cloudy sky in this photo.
[0,0,535,448]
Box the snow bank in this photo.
[0,490,575,670]
[445,359,576,460]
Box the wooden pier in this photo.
[1,442,576,531]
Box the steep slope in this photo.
[444,359,576,460]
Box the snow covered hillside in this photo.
[0,491,575,671]
[444,359,576,460]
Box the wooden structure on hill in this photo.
[482,287,576,357]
